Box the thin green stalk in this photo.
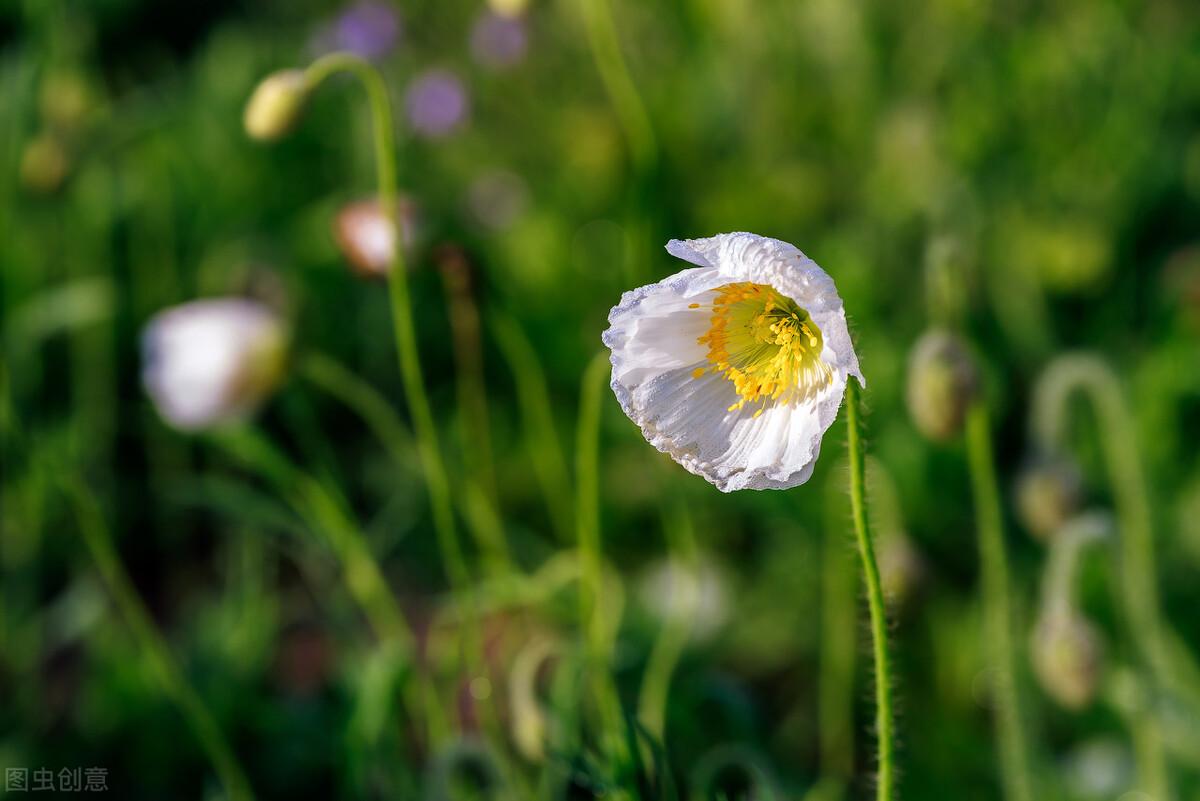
[576,351,625,756]
[66,480,255,801]
[576,0,656,173]
[303,53,467,597]
[1032,355,1197,703]
[844,378,895,801]
[438,250,499,508]
[209,428,449,745]
[637,501,699,741]
[491,313,575,543]
[301,57,491,741]
[965,403,1033,801]
[300,352,415,465]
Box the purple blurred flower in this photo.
[312,2,400,61]
[405,70,469,138]
[470,12,528,70]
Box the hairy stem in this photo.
[965,403,1033,801]
[844,378,895,801]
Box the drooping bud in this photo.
[333,197,416,278]
[1031,611,1103,709]
[142,298,289,430]
[906,329,980,441]
[243,70,311,141]
[1015,457,1084,541]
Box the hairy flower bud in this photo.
[906,329,979,441]
[142,298,289,430]
[243,70,310,141]
[1016,458,1083,541]
[1031,612,1103,709]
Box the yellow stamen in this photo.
[694,282,833,413]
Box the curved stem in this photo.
[1032,354,1195,701]
[66,480,255,801]
[303,53,466,599]
[301,57,491,739]
[965,403,1033,801]
[844,378,895,801]
[208,428,450,745]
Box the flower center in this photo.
[692,282,832,414]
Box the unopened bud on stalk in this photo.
[243,70,311,141]
[906,329,980,441]
[1016,458,1083,541]
[1031,611,1103,709]
[142,298,289,431]
[333,197,416,278]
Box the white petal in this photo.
[667,232,864,386]
[603,232,863,492]
[142,298,287,431]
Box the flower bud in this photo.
[142,298,288,430]
[243,70,310,141]
[906,329,979,441]
[1031,612,1103,709]
[19,133,70,194]
[1015,458,1083,541]
[333,197,416,277]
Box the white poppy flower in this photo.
[142,298,288,431]
[603,232,863,492]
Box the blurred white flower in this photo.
[638,556,730,642]
[603,233,863,491]
[142,299,288,430]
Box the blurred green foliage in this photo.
[3,0,1200,799]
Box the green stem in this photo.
[1032,355,1194,701]
[209,428,449,745]
[636,502,699,741]
[490,313,575,543]
[576,0,656,173]
[576,351,625,754]
[301,55,489,737]
[66,480,255,801]
[844,378,895,801]
[303,53,466,598]
[965,403,1033,801]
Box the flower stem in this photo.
[636,501,699,741]
[576,351,626,755]
[964,402,1033,801]
[304,53,467,601]
[844,378,895,801]
[302,55,490,734]
[66,480,255,801]
[1032,355,1197,704]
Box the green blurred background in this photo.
[3,0,1200,798]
